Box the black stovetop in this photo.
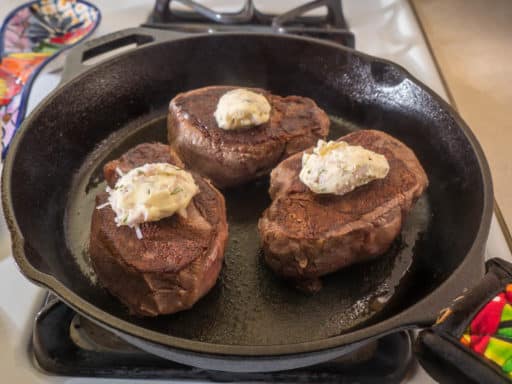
[143,0,355,48]
[33,293,413,382]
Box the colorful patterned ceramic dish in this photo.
[0,0,100,158]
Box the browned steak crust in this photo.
[258,130,428,289]
[89,143,228,316]
[168,86,330,188]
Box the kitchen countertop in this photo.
[411,0,512,242]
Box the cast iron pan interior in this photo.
[2,33,491,356]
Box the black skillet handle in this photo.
[60,27,188,84]
[415,258,512,383]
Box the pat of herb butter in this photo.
[299,140,389,195]
[104,163,199,230]
[214,89,271,130]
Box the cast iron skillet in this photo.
[2,28,493,372]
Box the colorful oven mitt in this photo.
[0,0,100,158]
[416,258,512,384]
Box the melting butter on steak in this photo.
[105,163,199,233]
[214,88,271,130]
[168,86,330,188]
[300,139,390,195]
[258,130,428,291]
[89,143,228,316]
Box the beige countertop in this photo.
[411,0,512,240]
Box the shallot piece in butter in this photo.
[214,88,271,130]
[299,140,390,195]
[104,163,199,229]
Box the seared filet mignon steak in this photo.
[258,130,428,291]
[168,86,330,188]
[89,143,228,316]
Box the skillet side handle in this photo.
[60,27,188,83]
[415,258,512,384]
[393,245,487,329]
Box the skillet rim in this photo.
[1,31,493,356]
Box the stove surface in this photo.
[0,1,510,383]
[31,293,413,382]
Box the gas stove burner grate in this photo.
[32,293,412,382]
[144,0,355,48]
